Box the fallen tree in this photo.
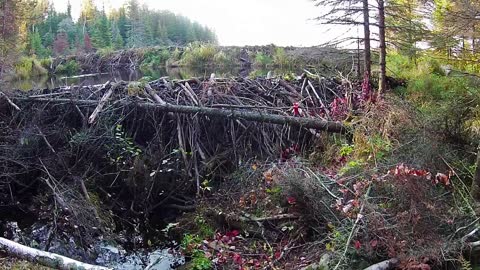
[16,96,347,133]
[0,237,110,270]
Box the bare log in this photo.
[15,97,348,133]
[0,237,111,270]
[88,81,112,124]
[144,83,167,105]
[363,258,399,270]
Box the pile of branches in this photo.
[0,74,354,248]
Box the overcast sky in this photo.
[51,0,358,47]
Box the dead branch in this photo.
[88,81,112,124]
[0,91,20,111]
[0,237,111,270]
[362,258,399,270]
[16,97,347,133]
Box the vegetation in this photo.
[0,0,217,77]
[5,0,480,269]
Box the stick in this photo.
[88,81,112,124]
[363,259,399,270]
[17,97,348,133]
[28,92,71,98]
[0,92,21,111]
[144,83,167,105]
[0,237,111,270]
[333,185,371,270]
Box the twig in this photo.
[0,91,21,111]
[333,184,371,270]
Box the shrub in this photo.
[273,47,290,67]
[180,43,217,66]
[140,48,171,71]
[14,57,48,79]
[55,60,79,75]
[253,52,273,67]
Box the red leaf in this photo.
[274,251,282,259]
[232,253,243,264]
[287,196,297,205]
[353,240,361,250]
[370,239,378,248]
[435,173,450,186]
[226,230,240,238]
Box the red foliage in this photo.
[84,33,93,52]
[330,97,349,120]
[287,196,297,205]
[354,240,362,250]
[53,32,69,56]
[361,72,374,102]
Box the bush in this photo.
[180,43,217,66]
[14,57,48,79]
[273,47,291,67]
[140,48,171,71]
[55,60,79,75]
[253,52,273,67]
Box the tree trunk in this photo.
[473,143,480,201]
[362,0,371,78]
[378,0,387,96]
[14,97,349,134]
[0,237,110,270]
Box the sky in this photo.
[51,0,359,47]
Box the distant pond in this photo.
[1,65,318,91]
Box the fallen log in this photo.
[88,81,112,124]
[0,237,111,270]
[363,258,399,270]
[13,97,348,133]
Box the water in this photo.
[1,65,308,91]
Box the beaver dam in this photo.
[0,74,479,269]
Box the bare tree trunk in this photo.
[357,38,361,78]
[473,144,480,201]
[363,0,371,78]
[0,237,110,270]
[378,0,387,96]
[472,25,476,54]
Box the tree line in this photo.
[0,0,217,74]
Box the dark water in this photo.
[2,66,304,91]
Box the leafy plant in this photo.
[107,124,142,165]
[254,51,273,67]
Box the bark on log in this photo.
[0,237,111,270]
[15,97,348,134]
[144,83,167,105]
[363,258,399,270]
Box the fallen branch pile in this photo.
[0,75,356,259]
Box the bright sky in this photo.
[51,0,359,47]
